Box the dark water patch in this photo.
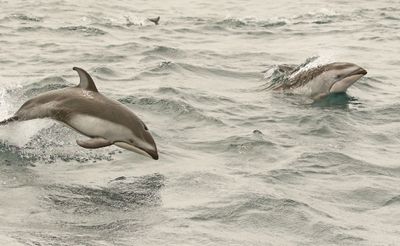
[92,66,119,79]
[215,17,288,30]
[261,21,287,28]
[57,26,107,36]
[216,18,247,28]
[202,24,228,32]
[0,141,37,166]
[383,195,400,206]
[258,169,305,185]
[359,36,385,41]
[38,42,58,48]
[12,231,106,246]
[16,26,47,32]
[4,14,43,22]
[380,12,400,21]
[340,187,395,211]
[378,7,400,11]
[142,46,187,59]
[311,93,359,108]
[0,60,14,65]
[172,27,203,34]
[106,41,145,51]
[74,219,142,234]
[243,30,275,36]
[292,12,348,25]
[43,173,164,214]
[147,61,182,74]
[302,124,335,137]
[313,20,334,24]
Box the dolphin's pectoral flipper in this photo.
[76,137,113,149]
[73,67,99,92]
[0,116,19,126]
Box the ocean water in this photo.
[0,0,399,245]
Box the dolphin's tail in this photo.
[148,16,160,25]
[0,116,19,126]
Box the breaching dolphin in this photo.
[272,62,367,99]
[0,67,159,160]
[125,16,160,27]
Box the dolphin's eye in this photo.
[129,139,134,143]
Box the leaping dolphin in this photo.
[271,62,367,99]
[0,67,159,160]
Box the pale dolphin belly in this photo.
[67,114,132,142]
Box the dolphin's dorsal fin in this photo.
[148,16,160,25]
[73,67,98,92]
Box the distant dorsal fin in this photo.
[148,16,160,25]
[73,67,98,92]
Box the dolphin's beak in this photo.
[329,66,367,93]
[115,139,159,160]
[145,146,159,160]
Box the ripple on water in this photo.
[139,61,260,80]
[142,46,188,59]
[22,77,70,97]
[187,133,276,156]
[119,95,225,125]
[188,194,364,243]
[291,151,395,177]
[91,66,123,81]
[155,86,237,106]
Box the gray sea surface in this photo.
[0,0,399,245]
